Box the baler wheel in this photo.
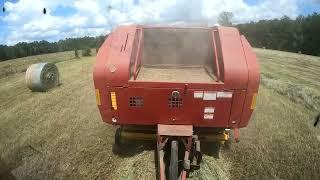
[112,128,124,154]
[169,140,179,180]
[202,142,221,158]
[211,143,221,158]
[114,128,122,146]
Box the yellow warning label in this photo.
[251,93,258,110]
[110,92,117,110]
[95,89,101,106]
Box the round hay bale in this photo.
[25,63,60,92]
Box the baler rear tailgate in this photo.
[114,87,233,127]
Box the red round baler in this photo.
[93,25,260,179]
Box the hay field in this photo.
[0,49,319,179]
[224,49,320,179]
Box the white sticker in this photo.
[217,92,233,98]
[204,114,214,119]
[204,107,215,113]
[203,91,216,100]
[194,91,203,98]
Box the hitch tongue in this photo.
[191,135,202,170]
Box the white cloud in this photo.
[0,0,305,45]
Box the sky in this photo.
[0,0,319,45]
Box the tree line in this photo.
[0,36,106,61]
[1,12,320,61]
[236,13,320,56]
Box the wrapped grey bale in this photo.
[25,63,60,91]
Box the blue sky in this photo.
[0,0,319,45]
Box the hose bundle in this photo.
[25,63,60,91]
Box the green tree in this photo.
[0,35,110,61]
[218,11,234,26]
[237,13,320,55]
[74,48,80,58]
[82,48,91,56]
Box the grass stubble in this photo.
[0,48,319,179]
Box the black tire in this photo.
[211,143,221,158]
[115,128,122,145]
[112,128,124,154]
[169,140,179,180]
[202,142,221,158]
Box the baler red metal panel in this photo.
[115,87,187,125]
[228,90,246,128]
[133,28,144,79]
[94,36,111,106]
[99,106,113,124]
[114,87,231,127]
[93,25,259,130]
[239,36,260,127]
[191,90,232,127]
[128,80,224,89]
[93,35,113,124]
[94,26,138,124]
[216,26,248,90]
[102,25,137,87]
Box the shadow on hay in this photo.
[112,140,156,157]
[0,158,16,180]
